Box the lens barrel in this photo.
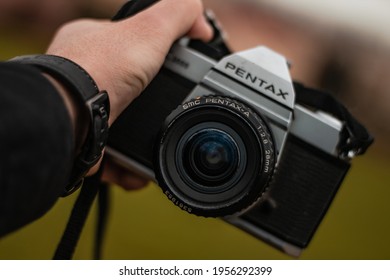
[154,96,275,217]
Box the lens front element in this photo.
[184,128,239,186]
[178,124,246,194]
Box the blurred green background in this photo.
[0,0,390,260]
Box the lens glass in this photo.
[182,128,239,187]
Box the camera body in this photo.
[107,38,351,256]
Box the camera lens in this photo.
[177,124,246,193]
[185,129,238,185]
[155,96,275,217]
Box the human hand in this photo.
[45,0,213,187]
[46,0,213,124]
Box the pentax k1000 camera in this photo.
[107,2,372,256]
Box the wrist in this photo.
[43,73,89,154]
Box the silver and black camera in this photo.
[107,1,372,256]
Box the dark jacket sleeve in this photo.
[0,62,74,237]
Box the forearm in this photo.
[0,63,74,236]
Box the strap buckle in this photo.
[63,91,110,196]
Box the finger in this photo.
[114,173,149,191]
[187,13,214,42]
[125,0,213,43]
[101,158,149,190]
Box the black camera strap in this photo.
[53,162,109,260]
[112,0,158,20]
[293,82,374,157]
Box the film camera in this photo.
[107,2,372,256]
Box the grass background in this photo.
[1,30,389,260]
